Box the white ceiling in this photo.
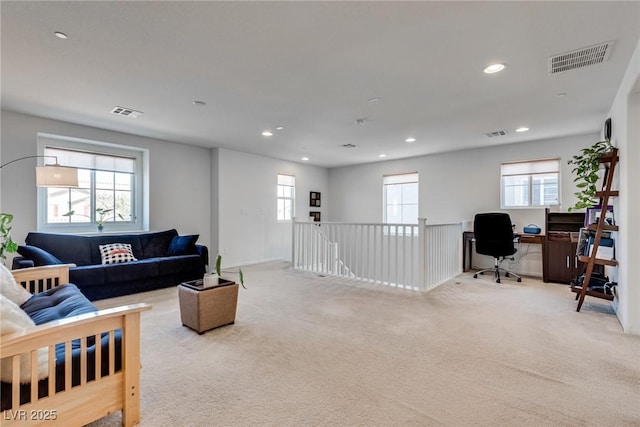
[2,1,639,168]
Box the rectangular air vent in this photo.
[548,41,613,75]
[111,106,143,118]
[486,130,508,138]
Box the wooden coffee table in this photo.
[178,279,239,334]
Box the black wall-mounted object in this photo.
[604,117,612,141]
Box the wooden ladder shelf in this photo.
[571,147,619,311]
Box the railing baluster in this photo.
[291,219,461,291]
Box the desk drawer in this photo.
[548,232,572,242]
[519,235,542,244]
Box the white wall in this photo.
[328,133,597,277]
[1,110,212,250]
[216,148,329,267]
[607,38,640,334]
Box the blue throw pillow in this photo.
[17,245,63,266]
[167,235,199,256]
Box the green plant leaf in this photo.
[238,268,246,289]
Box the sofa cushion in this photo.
[167,234,199,256]
[156,255,204,276]
[17,245,63,266]
[69,265,106,288]
[99,243,137,264]
[0,264,32,306]
[25,232,93,266]
[103,258,160,283]
[0,294,49,383]
[21,284,97,325]
[140,229,178,258]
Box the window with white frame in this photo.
[38,135,146,232]
[501,158,560,208]
[277,174,295,221]
[383,173,419,224]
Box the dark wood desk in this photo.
[463,231,545,272]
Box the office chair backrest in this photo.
[474,213,517,258]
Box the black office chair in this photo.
[472,213,522,283]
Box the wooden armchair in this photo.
[1,265,151,426]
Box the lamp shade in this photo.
[36,165,79,187]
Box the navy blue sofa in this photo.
[12,229,208,300]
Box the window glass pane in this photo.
[69,189,91,222]
[47,188,69,223]
[402,182,418,204]
[114,172,132,191]
[385,184,402,205]
[277,199,285,220]
[78,169,91,189]
[402,204,418,224]
[532,173,559,206]
[283,200,292,220]
[386,205,402,223]
[95,171,113,190]
[503,175,529,207]
[115,191,132,221]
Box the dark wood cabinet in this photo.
[545,240,583,283]
[543,209,585,283]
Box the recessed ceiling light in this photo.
[262,130,274,137]
[556,92,568,97]
[54,31,68,39]
[192,100,207,106]
[275,126,284,131]
[405,137,416,143]
[301,157,309,161]
[367,97,381,103]
[516,127,530,133]
[378,154,387,158]
[483,63,506,74]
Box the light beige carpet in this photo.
[89,261,640,426]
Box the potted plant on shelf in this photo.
[0,213,18,266]
[567,140,613,211]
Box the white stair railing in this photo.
[292,218,462,291]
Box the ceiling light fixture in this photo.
[516,127,530,133]
[192,101,206,106]
[367,97,381,103]
[405,137,416,143]
[301,157,309,161]
[483,63,506,74]
[261,131,274,137]
[275,126,284,131]
[378,154,387,158]
[54,31,68,39]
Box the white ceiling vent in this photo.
[486,130,508,138]
[548,41,613,75]
[111,106,143,118]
